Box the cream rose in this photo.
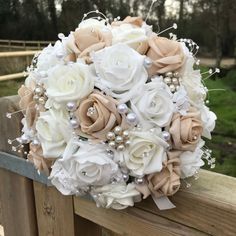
[36,109,73,158]
[200,105,217,139]
[169,107,203,151]
[44,62,94,105]
[91,183,141,210]
[122,129,169,176]
[49,140,120,195]
[75,90,125,140]
[179,139,205,178]
[92,43,148,103]
[131,77,174,128]
[146,35,185,76]
[111,16,148,54]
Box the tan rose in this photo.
[28,144,54,176]
[111,16,143,27]
[169,107,203,151]
[75,90,125,140]
[18,85,38,129]
[67,27,112,63]
[146,35,185,76]
[147,150,181,197]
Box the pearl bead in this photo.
[144,57,152,68]
[34,87,44,95]
[66,102,76,111]
[135,177,145,185]
[164,77,171,84]
[33,95,39,101]
[70,119,79,128]
[126,113,137,125]
[169,84,176,93]
[87,107,96,116]
[173,72,179,77]
[58,33,65,39]
[117,103,128,114]
[162,131,170,141]
[21,134,29,144]
[117,144,125,151]
[32,139,40,146]
[114,126,122,135]
[124,140,131,146]
[122,173,129,182]
[38,97,46,105]
[106,132,115,140]
[115,135,123,143]
[108,141,116,149]
[176,85,180,91]
[122,130,129,139]
[172,77,179,85]
[165,72,173,78]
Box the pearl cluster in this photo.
[66,101,79,129]
[33,83,47,106]
[163,71,182,93]
[106,126,130,151]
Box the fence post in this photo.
[0,96,38,236]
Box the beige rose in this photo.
[147,150,181,197]
[146,35,185,76]
[75,90,125,140]
[67,27,112,63]
[169,108,203,151]
[18,85,38,129]
[28,144,54,176]
[111,16,143,27]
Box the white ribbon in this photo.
[151,194,176,210]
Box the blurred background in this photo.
[0,0,235,177]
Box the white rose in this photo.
[36,109,72,158]
[37,40,66,72]
[131,77,174,128]
[112,23,147,50]
[49,140,120,195]
[180,50,206,105]
[122,129,168,176]
[91,183,141,210]
[179,140,205,178]
[44,62,94,104]
[92,43,148,103]
[200,105,217,139]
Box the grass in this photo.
[0,67,235,177]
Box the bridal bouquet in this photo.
[12,10,217,210]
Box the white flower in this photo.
[49,140,120,195]
[44,62,94,104]
[200,105,217,139]
[180,50,206,105]
[36,109,72,158]
[179,140,205,178]
[172,85,190,115]
[79,18,110,30]
[131,77,174,128]
[36,40,66,72]
[112,23,147,50]
[91,183,141,210]
[122,129,168,176]
[92,43,148,102]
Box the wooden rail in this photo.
[0,39,54,50]
[0,95,236,236]
[0,51,40,58]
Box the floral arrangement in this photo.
[7,8,218,210]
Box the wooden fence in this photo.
[0,95,236,236]
[0,39,54,50]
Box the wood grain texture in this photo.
[33,182,75,236]
[73,197,208,236]
[136,169,236,236]
[0,96,38,236]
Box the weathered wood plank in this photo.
[0,96,38,236]
[136,169,236,236]
[33,182,75,236]
[73,197,208,236]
